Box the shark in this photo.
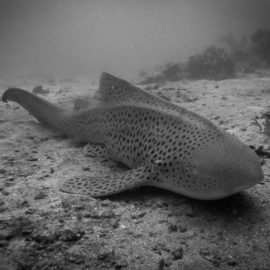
[2,72,263,200]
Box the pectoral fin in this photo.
[60,165,154,197]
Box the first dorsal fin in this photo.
[98,72,163,106]
[97,73,216,130]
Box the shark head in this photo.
[187,132,263,200]
[153,121,263,200]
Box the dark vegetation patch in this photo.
[138,28,270,83]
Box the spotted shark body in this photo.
[2,73,263,199]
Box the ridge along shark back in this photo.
[2,72,263,200]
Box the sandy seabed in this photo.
[0,75,270,270]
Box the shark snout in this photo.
[229,145,263,193]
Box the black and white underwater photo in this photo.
[1,0,270,269]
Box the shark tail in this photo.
[2,88,65,131]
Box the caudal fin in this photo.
[2,88,65,131]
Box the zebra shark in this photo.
[2,72,263,200]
